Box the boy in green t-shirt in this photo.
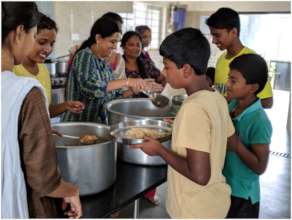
[225,54,273,218]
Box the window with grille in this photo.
[119,2,162,49]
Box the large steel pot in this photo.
[106,98,176,166]
[106,98,176,123]
[52,122,116,196]
[118,139,170,166]
[56,60,68,76]
[45,62,57,77]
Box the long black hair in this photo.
[78,17,121,52]
[2,2,39,43]
[121,31,146,78]
[101,12,123,25]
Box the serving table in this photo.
[80,161,167,218]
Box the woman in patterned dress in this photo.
[62,17,148,123]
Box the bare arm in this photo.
[132,137,211,185]
[49,101,85,118]
[261,97,273,109]
[106,79,128,92]
[160,146,211,185]
[46,179,78,197]
[106,78,148,92]
[228,134,270,174]
[49,103,66,117]
[47,180,82,218]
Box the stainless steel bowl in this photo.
[172,94,188,106]
[52,122,116,196]
[110,119,172,166]
[56,60,68,76]
[106,98,176,166]
[45,62,57,77]
[118,140,170,166]
[110,119,172,144]
[106,98,176,123]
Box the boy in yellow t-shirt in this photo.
[132,28,235,218]
[206,7,273,108]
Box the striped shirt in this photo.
[62,47,120,123]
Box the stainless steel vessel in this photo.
[45,62,57,77]
[52,122,116,196]
[106,98,175,166]
[56,60,68,76]
[106,98,176,123]
[118,140,170,165]
[172,94,188,106]
[110,119,172,145]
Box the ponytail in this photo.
[77,16,121,53]
[77,35,96,53]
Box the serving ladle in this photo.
[141,91,170,108]
[52,132,80,139]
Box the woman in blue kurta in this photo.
[62,17,147,123]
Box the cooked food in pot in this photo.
[79,134,98,145]
[125,127,169,139]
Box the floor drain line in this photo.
[270,151,290,158]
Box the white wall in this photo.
[51,1,133,57]
[182,1,290,13]
[43,1,290,60]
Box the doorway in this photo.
[239,13,291,154]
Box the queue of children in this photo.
[133,27,272,218]
[132,7,273,219]
[2,2,273,219]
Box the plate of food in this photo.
[110,119,172,144]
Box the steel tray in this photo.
[110,119,172,145]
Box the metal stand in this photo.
[133,199,140,218]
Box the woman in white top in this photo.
[1,2,81,218]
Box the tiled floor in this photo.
[117,90,291,218]
[260,154,290,218]
[118,155,291,219]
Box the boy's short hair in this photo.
[206,67,215,84]
[159,28,210,75]
[206,7,240,35]
[230,54,268,95]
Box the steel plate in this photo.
[110,119,172,145]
